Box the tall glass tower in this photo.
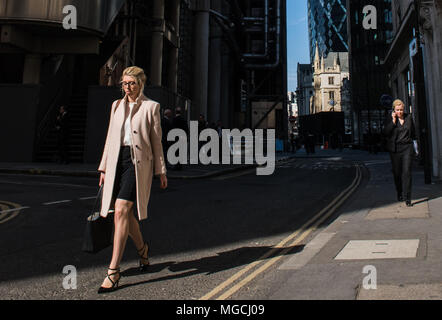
[308,0,348,62]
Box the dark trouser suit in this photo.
[389,144,413,200]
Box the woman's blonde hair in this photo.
[392,99,405,109]
[121,66,147,94]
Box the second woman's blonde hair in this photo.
[121,66,147,94]
[392,99,405,109]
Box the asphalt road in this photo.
[0,157,357,300]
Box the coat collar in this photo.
[119,93,151,117]
[401,113,411,123]
[122,93,148,105]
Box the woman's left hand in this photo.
[160,174,168,189]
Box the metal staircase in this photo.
[35,89,88,163]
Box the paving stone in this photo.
[366,198,429,220]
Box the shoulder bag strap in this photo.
[88,185,104,219]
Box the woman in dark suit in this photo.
[383,99,418,207]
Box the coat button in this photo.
[133,130,137,134]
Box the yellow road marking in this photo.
[0,211,19,224]
[0,203,8,221]
[0,201,25,224]
[200,165,362,300]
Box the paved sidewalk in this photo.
[0,152,297,179]
[238,151,442,300]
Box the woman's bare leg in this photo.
[128,210,144,250]
[101,198,133,288]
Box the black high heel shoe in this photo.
[97,267,120,294]
[137,243,150,272]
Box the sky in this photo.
[286,0,310,92]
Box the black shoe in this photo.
[406,200,412,207]
[137,243,150,272]
[98,267,120,294]
[397,194,404,202]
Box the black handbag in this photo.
[82,186,114,253]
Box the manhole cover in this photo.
[335,239,420,260]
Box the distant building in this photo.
[308,0,348,62]
[296,64,314,116]
[287,91,298,135]
[287,91,297,116]
[341,77,352,136]
[311,44,350,114]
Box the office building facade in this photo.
[0,0,288,162]
[296,64,314,116]
[308,0,349,62]
[346,0,394,146]
[384,0,442,180]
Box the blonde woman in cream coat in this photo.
[97,66,167,293]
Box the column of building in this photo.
[419,0,442,178]
[150,0,165,87]
[192,0,210,120]
[208,0,223,125]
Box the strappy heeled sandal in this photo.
[97,267,120,294]
[137,243,150,272]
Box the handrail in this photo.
[36,87,63,141]
[35,67,73,155]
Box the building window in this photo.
[405,69,412,111]
[329,77,334,85]
[397,5,402,25]
[329,91,335,100]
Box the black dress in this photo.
[112,146,137,202]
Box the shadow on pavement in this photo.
[117,245,304,292]
[1,151,441,290]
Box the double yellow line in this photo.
[200,165,362,300]
[0,201,27,224]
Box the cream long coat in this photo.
[98,94,167,221]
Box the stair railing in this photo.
[34,68,72,161]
